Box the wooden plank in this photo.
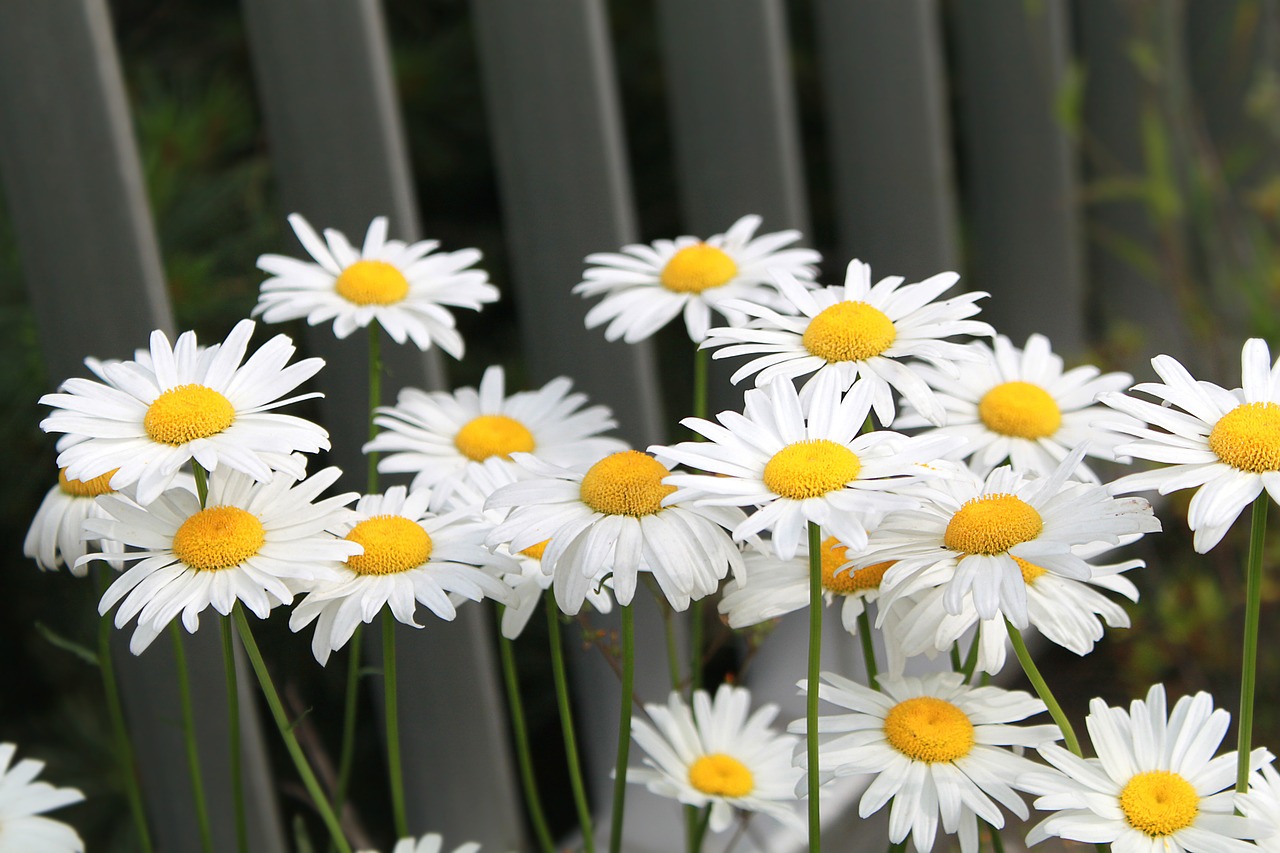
[949,0,1087,353]
[814,0,958,280]
[0,3,286,851]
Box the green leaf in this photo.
[35,622,99,667]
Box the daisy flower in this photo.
[40,319,328,506]
[24,468,126,575]
[701,259,993,425]
[853,449,1159,629]
[485,450,745,614]
[627,684,804,834]
[1099,338,1280,552]
[793,671,1059,853]
[1022,684,1270,851]
[0,743,84,853]
[653,371,960,560]
[1241,763,1280,851]
[289,486,515,665]
[364,364,626,500]
[896,333,1135,481]
[255,214,497,356]
[85,467,361,654]
[574,214,820,344]
[356,833,485,853]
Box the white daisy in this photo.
[24,468,126,575]
[854,449,1159,629]
[793,671,1059,853]
[0,743,84,853]
[653,370,960,560]
[363,364,626,502]
[574,214,821,344]
[628,684,804,834]
[485,450,745,614]
[85,467,361,654]
[701,259,993,425]
[1241,762,1280,851]
[1021,683,1270,851]
[356,833,485,853]
[289,486,515,665]
[40,319,328,506]
[1099,338,1280,552]
[255,214,497,356]
[896,333,1135,481]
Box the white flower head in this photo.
[1022,684,1271,851]
[85,467,361,654]
[1242,763,1280,852]
[702,259,993,426]
[255,214,498,356]
[1100,338,1280,552]
[24,468,127,575]
[628,684,804,834]
[0,743,84,853]
[575,214,821,344]
[40,319,328,506]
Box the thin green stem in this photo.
[221,617,248,853]
[192,463,209,507]
[546,596,595,852]
[689,346,709,695]
[988,819,1006,853]
[96,569,153,853]
[961,635,981,682]
[807,521,823,852]
[950,643,963,672]
[367,324,383,494]
[233,606,352,853]
[887,842,907,853]
[1006,621,1082,756]
[171,624,215,853]
[857,609,878,689]
[382,613,408,838]
[608,605,636,853]
[1238,496,1268,793]
[497,617,557,853]
[332,623,363,820]
[688,804,712,853]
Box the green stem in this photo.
[609,605,636,853]
[1238,495,1268,793]
[988,819,1006,853]
[192,463,209,507]
[233,606,352,853]
[367,323,383,494]
[1006,621,1082,756]
[961,634,981,682]
[171,624,215,853]
[332,623,363,821]
[886,842,907,853]
[497,617,557,853]
[382,613,408,838]
[546,596,595,852]
[688,804,712,853]
[96,569,153,853]
[689,346,709,695]
[857,609,878,689]
[807,521,823,852]
[221,617,248,853]
[950,643,963,672]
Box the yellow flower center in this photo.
[762,440,861,500]
[659,244,738,294]
[344,515,433,575]
[144,384,235,445]
[819,536,892,594]
[171,506,265,571]
[58,468,118,497]
[687,754,754,798]
[1012,555,1047,586]
[801,301,897,363]
[1208,402,1280,473]
[978,381,1062,439]
[1119,770,1199,837]
[944,493,1043,555]
[453,415,536,462]
[334,260,410,306]
[520,539,550,561]
[883,696,975,763]
[579,451,675,517]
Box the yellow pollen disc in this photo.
[687,754,754,798]
[1012,555,1047,586]
[819,536,892,594]
[762,440,861,500]
[1119,770,1199,837]
[58,468,118,497]
[944,493,1043,555]
[801,301,897,363]
[579,450,675,517]
[659,244,738,294]
[883,696,975,763]
[144,384,235,446]
[453,414,536,462]
[520,539,550,561]
[978,381,1062,439]
[334,260,410,306]
[1208,402,1280,473]
[172,506,265,572]
[344,515,433,575]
